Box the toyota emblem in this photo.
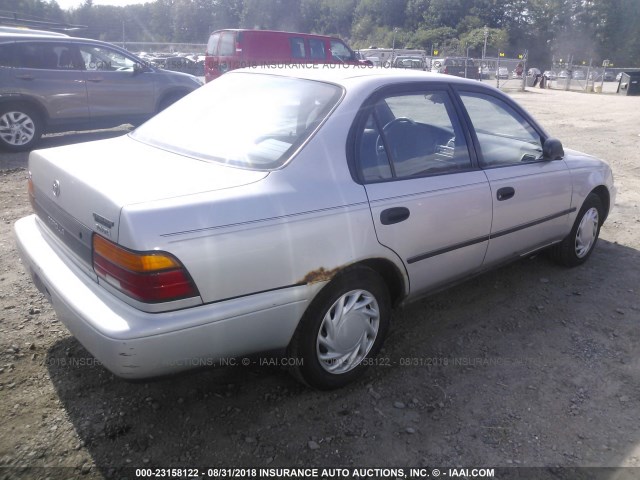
[52,180,60,197]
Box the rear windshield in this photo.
[131,73,343,170]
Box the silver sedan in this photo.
[15,67,615,389]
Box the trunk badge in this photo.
[52,180,60,197]
[93,213,115,228]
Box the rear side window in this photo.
[206,33,220,55]
[219,32,235,56]
[0,44,15,67]
[357,91,471,182]
[309,39,326,60]
[11,42,83,70]
[290,37,305,59]
[15,42,59,69]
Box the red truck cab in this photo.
[205,29,362,82]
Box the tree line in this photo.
[2,0,640,68]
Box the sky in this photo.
[55,0,150,11]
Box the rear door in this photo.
[12,41,88,121]
[457,89,573,266]
[354,85,492,297]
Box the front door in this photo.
[457,90,573,266]
[78,43,155,119]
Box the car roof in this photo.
[0,33,120,47]
[210,28,344,40]
[228,65,490,88]
[0,26,69,37]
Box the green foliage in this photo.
[2,0,639,66]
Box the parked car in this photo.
[572,70,586,80]
[15,67,615,389]
[204,29,362,82]
[543,70,557,80]
[161,55,204,76]
[527,68,541,76]
[558,70,569,79]
[497,66,509,79]
[434,57,476,78]
[603,69,616,82]
[0,32,202,151]
[392,56,426,70]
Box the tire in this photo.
[550,193,604,267]
[0,104,43,152]
[288,266,391,390]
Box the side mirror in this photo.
[134,62,150,74]
[543,137,564,160]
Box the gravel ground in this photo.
[1,88,639,480]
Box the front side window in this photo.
[78,45,136,71]
[131,73,343,170]
[0,44,16,67]
[357,91,471,182]
[459,92,543,167]
[309,39,326,60]
[330,40,353,62]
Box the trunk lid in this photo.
[29,134,268,265]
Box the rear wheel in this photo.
[550,193,604,267]
[0,105,43,152]
[288,266,391,390]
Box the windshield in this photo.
[131,73,343,170]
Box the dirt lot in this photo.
[1,88,639,480]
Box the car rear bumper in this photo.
[14,215,310,379]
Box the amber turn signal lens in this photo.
[92,234,199,304]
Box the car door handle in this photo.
[16,74,34,80]
[496,187,515,201]
[380,207,410,225]
[86,77,103,83]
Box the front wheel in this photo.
[288,266,391,390]
[550,193,604,267]
[0,105,43,152]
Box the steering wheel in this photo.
[375,117,417,154]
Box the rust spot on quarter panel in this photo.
[300,266,342,285]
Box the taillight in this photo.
[92,235,199,303]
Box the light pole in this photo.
[482,26,488,79]
[465,45,471,78]
[392,28,399,64]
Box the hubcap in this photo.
[0,111,36,146]
[575,207,599,258]
[316,289,380,374]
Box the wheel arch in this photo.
[356,258,407,307]
[0,96,49,125]
[590,185,610,223]
[156,88,191,112]
[304,258,406,308]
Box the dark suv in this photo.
[0,32,202,151]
